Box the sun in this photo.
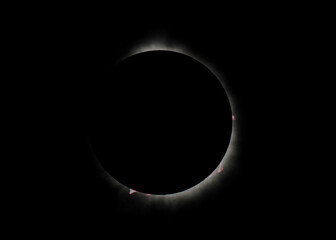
[89,36,240,210]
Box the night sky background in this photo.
[12,7,308,235]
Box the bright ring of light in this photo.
[89,36,240,209]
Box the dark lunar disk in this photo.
[88,51,232,195]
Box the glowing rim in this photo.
[90,37,240,203]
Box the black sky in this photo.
[14,9,302,233]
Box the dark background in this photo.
[11,7,308,234]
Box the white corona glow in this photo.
[92,36,240,210]
[119,36,190,64]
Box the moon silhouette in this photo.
[88,50,232,195]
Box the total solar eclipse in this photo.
[88,50,233,195]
